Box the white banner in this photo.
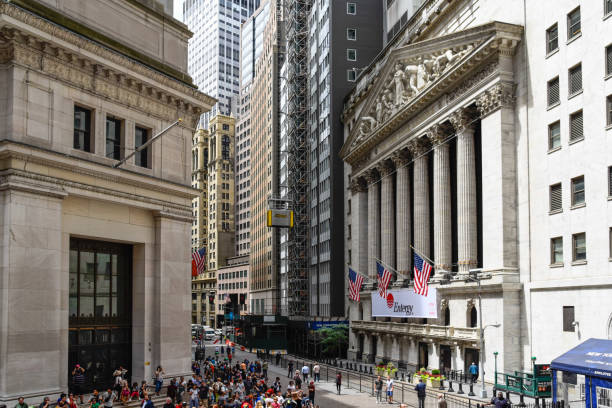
[371,288,438,318]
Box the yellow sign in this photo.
[145,362,150,366]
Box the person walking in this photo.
[154,366,165,396]
[415,378,426,408]
[335,372,342,395]
[438,394,448,408]
[313,364,320,382]
[375,376,383,403]
[301,364,310,382]
[469,362,479,383]
[386,376,394,404]
[287,361,294,379]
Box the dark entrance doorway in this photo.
[68,238,132,392]
[440,345,452,375]
[464,348,480,376]
[418,342,429,369]
[358,334,364,361]
[370,335,378,363]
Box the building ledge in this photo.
[351,320,481,343]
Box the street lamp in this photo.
[466,270,500,398]
[494,351,499,391]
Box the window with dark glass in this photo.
[74,105,92,152]
[546,23,558,54]
[222,135,230,160]
[135,126,150,168]
[567,7,581,40]
[105,117,122,160]
[607,95,612,126]
[563,306,575,332]
[572,232,586,261]
[606,45,612,76]
[571,175,585,206]
[606,0,612,16]
[347,2,356,14]
[551,237,563,264]
[549,121,561,150]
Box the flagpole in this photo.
[375,257,411,279]
[346,264,375,283]
[410,245,436,266]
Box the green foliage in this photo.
[317,324,348,358]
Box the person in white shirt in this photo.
[313,364,320,382]
[301,365,310,382]
[386,377,394,404]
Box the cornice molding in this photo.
[475,82,516,117]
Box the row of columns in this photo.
[351,108,479,281]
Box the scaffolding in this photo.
[284,0,311,317]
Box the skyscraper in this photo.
[182,0,260,122]
[306,0,383,317]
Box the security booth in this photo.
[551,338,612,408]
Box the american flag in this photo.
[413,252,432,296]
[376,261,392,298]
[192,247,206,276]
[348,267,364,302]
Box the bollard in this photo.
[340,361,343,368]
[517,394,526,408]
[359,365,362,373]
[506,392,511,404]
[468,382,475,396]
[448,380,455,393]
[457,382,464,394]
[535,397,540,408]
[370,366,373,375]
[401,372,405,381]
[439,378,445,391]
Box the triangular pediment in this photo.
[340,22,522,162]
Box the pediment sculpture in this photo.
[355,44,475,142]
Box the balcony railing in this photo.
[351,320,480,342]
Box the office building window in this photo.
[563,306,575,332]
[609,166,612,196]
[550,183,562,212]
[551,237,563,265]
[568,64,582,96]
[347,69,356,82]
[571,176,585,206]
[606,0,612,16]
[347,2,356,14]
[74,105,93,152]
[105,117,122,160]
[347,28,357,41]
[572,232,586,262]
[546,23,558,54]
[567,7,581,40]
[610,227,612,258]
[135,126,151,168]
[549,121,561,150]
[607,95,612,126]
[606,45,612,76]
[569,110,583,142]
[548,77,560,107]
[347,48,357,61]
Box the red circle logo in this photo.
[386,293,394,308]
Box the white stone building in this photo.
[342,0,612,383]
[0,0,213,403]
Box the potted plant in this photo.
[413,368,445,386]
[375,361,387,376]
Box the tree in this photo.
[317,324,349,358]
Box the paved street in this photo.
[194,341,459,408]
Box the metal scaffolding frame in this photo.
[284,0,311,317]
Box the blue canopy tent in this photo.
[551,338,612,408]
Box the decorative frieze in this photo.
[475,82,516,117]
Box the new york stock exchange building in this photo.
[342,0,612,383]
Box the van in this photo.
[204,328,215,340]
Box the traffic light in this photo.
[239,293,246,305]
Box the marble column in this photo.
[427,124,452,274]
[408,138,430,259]
[350,177,369,275]
[379,160,396,271]
[392,149,411,282]
[450,110,478,273]
[365,169,381,279]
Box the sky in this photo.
[173,0,183,21]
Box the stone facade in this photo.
[343,0,612,384]
[0,0,213,404]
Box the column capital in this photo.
[391,148,411,167]
[475,82,516,118]
[364,168,379,185]
[349,176,368,194]
[426,124,450,146]
[376,159,395,177]
[449,109,474,133]
[407,137,429,157]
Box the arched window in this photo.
[469,307,477,328]
[444,307,450,326]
